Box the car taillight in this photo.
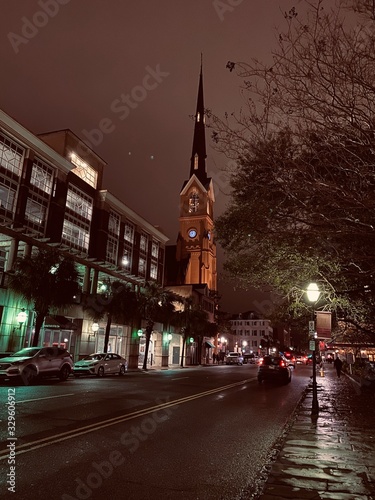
[280,360,286,367]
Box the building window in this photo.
[0,181,16,212]
[66,185,93,221]
[194,154,198,169]
[124,222,134,243]
[25,197,46,226]
[189,192,199,213]
[138,257,146,277]
[150,263,158,280]
[0,133,24,176]
[62,218,90,250]
[151,241,159,259]
[106,236,118,265]
[140,233,148,253]
[108,210,120,236]
[30,159,54,194]
[70,153,98,188]
[121,251,131,272]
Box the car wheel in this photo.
[119,365,126,376]
[97,366,105,377]
[22,366,37,386]
[59,364,71,381]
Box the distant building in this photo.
[228,311,273,354]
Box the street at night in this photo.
[1,364,310,500]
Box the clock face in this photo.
[188,229,197,238]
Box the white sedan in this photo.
[73,353,127,377]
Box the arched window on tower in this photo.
[189,191,199,213]
[197,112,200,122]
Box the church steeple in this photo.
[190,58,207,183]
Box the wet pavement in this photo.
[256,363,375,500]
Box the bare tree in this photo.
[208,0,375,330]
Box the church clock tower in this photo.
[176,62,217,293]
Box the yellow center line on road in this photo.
[0,377,257,460]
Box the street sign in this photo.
[309,340,316,351]
[309,321,315,333]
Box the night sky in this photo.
[1,0,318,314]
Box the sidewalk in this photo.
[257,363,375,500]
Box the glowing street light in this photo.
[306,282,321,418]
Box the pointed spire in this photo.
[190,56,207,182]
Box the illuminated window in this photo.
[121,251,131,272]
[140,233,148,253]
[189,192,199,213]
[197,112,200,122]
[124,222,134,243]
[30,159,54,194]
[194,154,198,170]
[70,153,98,188]
[62,218,90,250]
[150,263,158,280]
[0,181,16,212]
[106,236,118,265]
[151,241,159,259]
[138,257,146,276]
[0,133,24,176]
[25,197,46,226]
[108,210,120,236]
[66,185,93,220]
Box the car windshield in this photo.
[11,348,41,357]
[84,354,104,361]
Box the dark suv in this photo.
[257,355,292,384]
[0,346,73,385]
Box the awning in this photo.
[205,341,215,348]
[44,315,77,330]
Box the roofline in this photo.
[0,109,74,174]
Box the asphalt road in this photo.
[0,363,312,500]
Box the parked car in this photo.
[225,352,244,365]
[243,354,259,364]
[73,353,128,377]
[296,355,306,364]
[0,346,73,385]
[257,355,292,384]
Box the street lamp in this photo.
[17,309,27,327]
[306,282,321,418]
[92,322,99,335]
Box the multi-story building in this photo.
[229,311,273,355]
[0,108,171,366]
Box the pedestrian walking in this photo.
[334,356,343,378]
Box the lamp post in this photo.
[306,282,321,418]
